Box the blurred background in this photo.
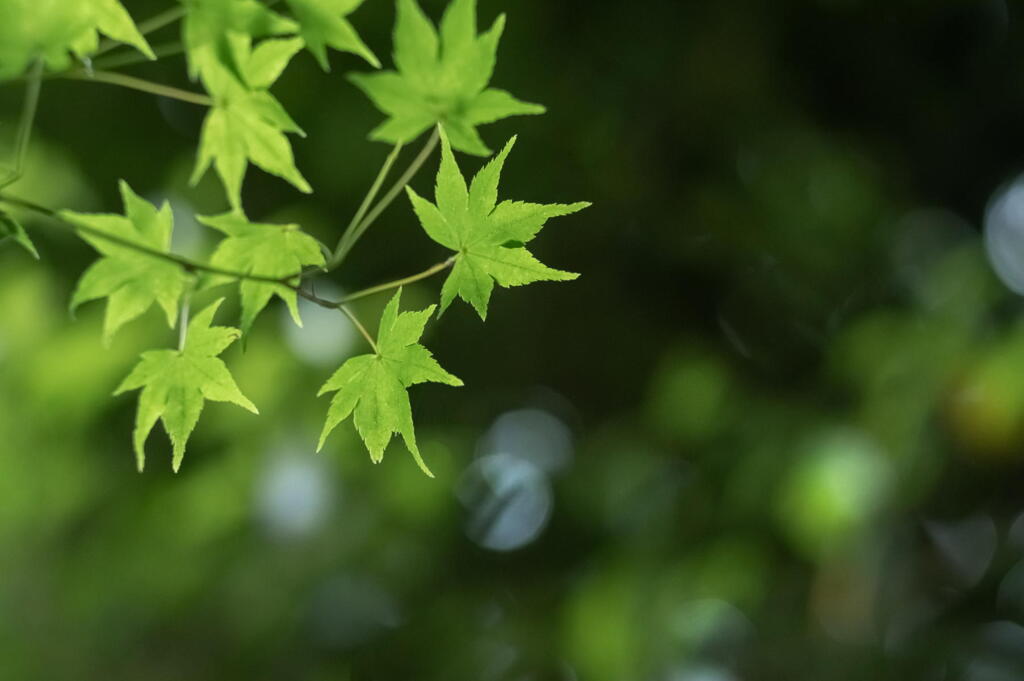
[4,0,1024,679]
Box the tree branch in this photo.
[0,193,455,316]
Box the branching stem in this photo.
[0,60,43,191]
[0,194,455,345]
[332,142,403,267]
[330,127,441,268]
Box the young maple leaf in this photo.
[115,298,258,473]
[348,0,544,156]
[285,0,379,70]
[0,0,153,79]
[182,0,297,81]
[61,181,189,345]
[317,289,462,477]
[406,129,589,320]
[190,34,311,208]
[199,211,326,334]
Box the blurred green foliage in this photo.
[4,1,1024,680]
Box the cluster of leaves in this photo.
[0,0,153,79]
[0,0,589,476]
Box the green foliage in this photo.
[408,130,588,319]
[0,0,583,476]
[200,211,325,334]
[349,0,544,155]
[286,0,379,70]
[182,0,297,81]
[61,181,188,345]
[317,289,462,476]
[0,0,152,78]
[190,34,310,208]
[115,298,257,472]
[0,210,38,259]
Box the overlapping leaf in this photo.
[115,298,257,472]
[349,0,544,155]
[61,181,189,344]
[181,0,297,81]
[407,130,588,319]
[0,0,153,78]
[285,0,378,70]
[317,289,462,476]
[200,211,325,333]
[190,34,310,208]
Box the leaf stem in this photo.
[339,305,378,353]
[92,42,186,71]
[330,126,440,268]
[0,60,43,191]
[178,291,191,351]
[338,257,456,305]
[331,142,403,267]
[62,70,212,106]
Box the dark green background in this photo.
[4,0,1024,679]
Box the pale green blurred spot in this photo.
[776,429,893,559]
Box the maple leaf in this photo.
[181,0,297,81]
[406,129,588,319]
[0,210,39,259]
[190,34,311,209]
[60,181,189,344]
[199,211,326,334]
[0,0,153,79]
[285,0,379,70]
[115,298,258,472]
[348,0,544,156]
[317,289,462,476]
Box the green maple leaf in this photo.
[317,289,462,476]
[60,181,189,344]
[406,130,588,319]
[115,298,258,472]
[0,0,153,78]
[285,0,379,70]
[348,0,544,156]
[181,0,297,81]
[190,34,311,209]
[0,210,39,259]
[199,211,326,334]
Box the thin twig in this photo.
[330,127,440,268]
[0,194,288,285]
[340,305,378,353]
[338,257,456,305]
[92,42,186,71]
[331,142,403,266]
[94,6,187,58]
[62,70,212,106]
[0,193,454,317]
[0,60,43,191]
